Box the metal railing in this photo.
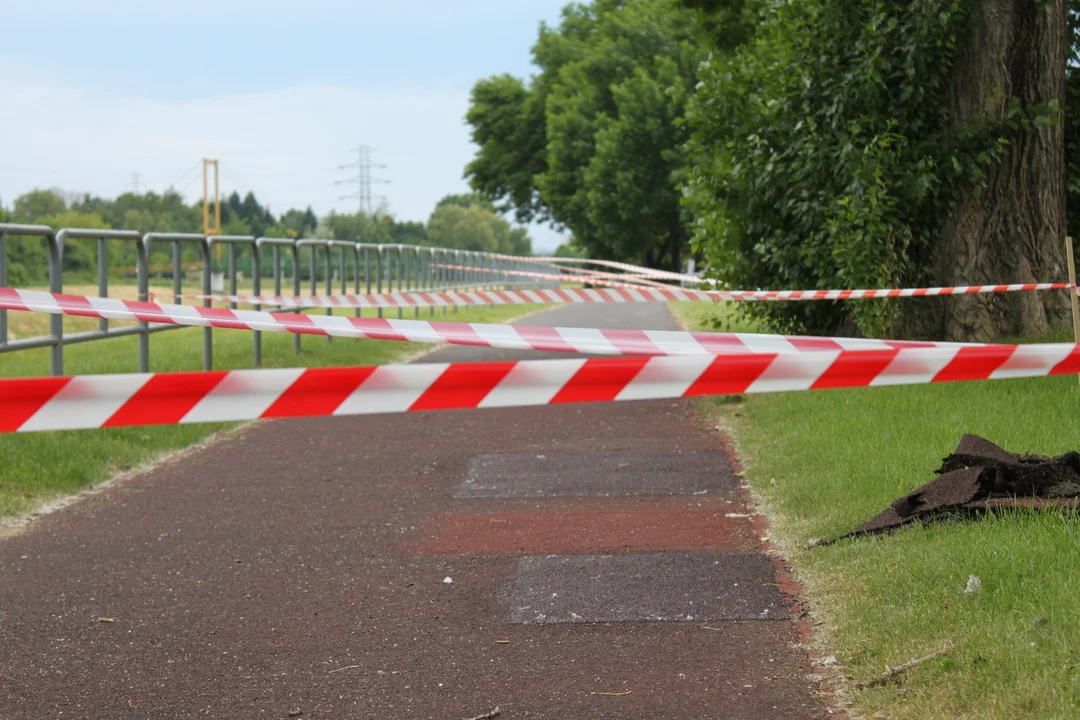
[0,223,554,376]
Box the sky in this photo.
[0,0,569,251]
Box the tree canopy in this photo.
[466,0,1073,339]
[685,0,1068,339]
[465,0,702,270]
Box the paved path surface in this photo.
[0,302,834,719]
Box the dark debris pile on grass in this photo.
[826,435,1080,544]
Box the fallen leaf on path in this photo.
[95,618,116,623]
[591,691,632,696]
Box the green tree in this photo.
[317,211,394,245]
[508,227,532,256]
[554,239,585,258]
[465,74,550,223]
[436,193,497,212]
[34,210,111,274]
[686,0,1068,341]
[13,189,66,222]
[390,220,428,247]
[279,207,318,239]
[465,0,703,270]
[427,204,513,253]
[1065,0,1080,267]
[429,193,530,254]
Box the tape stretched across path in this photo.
[0,288,984,357]
[513,255,703,284]
[190,284,712,307]
[538,263,679,289]
[188,280,1071,309]
[436,264,1071,301]
[0,284,989,356]
[3,343,1079,433]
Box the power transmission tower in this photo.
[128,172,142,193]
[336,145,389,215]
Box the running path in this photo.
[0,302,835,719]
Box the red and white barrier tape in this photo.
[538,262,680,290]
[183,275,1071,307]
[3,342,1077,433]
[432,264,666,291]
[0,288,978,357]
[512,255,702,284]
[191,285,714,307]
[445,264,1072,300]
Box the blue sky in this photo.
[0,0,569,250]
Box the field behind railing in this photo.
[0,302,547,520]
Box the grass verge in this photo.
[0,302,546,519]
[671,300,1080,720]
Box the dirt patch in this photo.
[824,434,1080,543]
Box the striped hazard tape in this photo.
[443,264,1072,301]
[511,255,702,284]
[433,264,672,291]
[182,279,1072,308]
[0,288,979,357]
[3,343,1078,433]
[548,264,681,289]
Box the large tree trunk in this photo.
[931,0,1069,342]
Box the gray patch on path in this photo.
[506,553,789,624]
[458,450,737,498]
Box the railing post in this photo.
[273,245,282,301]
[136,237,149,373]
[310,245,318,341]
[376,245,384,319]
[0,229,4,349]
[424,248,434,317]
[1,230,8,350]
[48,229,63,376]
[228,244,238,311]
[97,235,109,334]
[323,244,332,343]
[439,248,448,316]
[395,245,404,320]
[352,245,360,318]
[409,246,420,319]
[172,243,182,306]
[454,249,462,313]
[252,242,262,366]
[292,243,301,354]
[339,245,347,296]
[202,242,212,370]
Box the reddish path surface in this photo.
[0,303,835,719]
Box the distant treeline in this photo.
[0,189,548,285]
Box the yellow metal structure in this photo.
[202,159,222,259]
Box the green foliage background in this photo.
[684,0,1059,337]
[2,187,534,286]
[467,0,1079,338]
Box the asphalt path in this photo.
[0,301,835,719]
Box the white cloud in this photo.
[0,73,566,251]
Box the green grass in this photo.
[671,300,1080,720]
[0,302,546,519]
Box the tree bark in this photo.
[932,0,1069,342]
